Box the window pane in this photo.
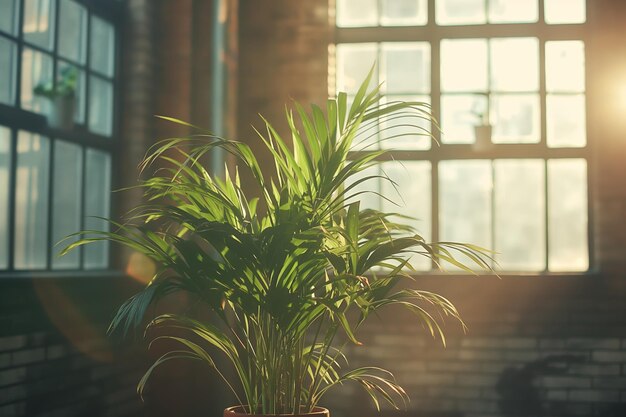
[346,95,378,151]
[84,148,111,269]
[51,140,82,269]
[490,38,539,92]
[23,0,55,50]
[436,0,485,25]
[548,159,588,271]
[439,160,491,270]
[0,37,16,105]
[0,126,10,268]
[545,0,585,24]
[58,0,87,63]
[381,0,427,26]
[489,0,538,23]
[0,0,17,34]
[491,94,540,143]
[59,61,85,123]
[336,43,377,94]
[88,76,113,136]
[494,159,545,271]
[345,163,380,211]
[381,161,431,270]
[90,16,115,77]
[336,0,377,27]
[381,42,430,94]
[440,94,488,144]
[21,48,53,114]
[547,94,586,147]
[441,39,487,92]
[14,131,50,269]
[546,41,585,93]
[381,95,431,150]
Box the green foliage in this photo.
[61,70,493,414]
[34,66,77,99]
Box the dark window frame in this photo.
[0,0,124,276]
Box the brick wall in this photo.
[236,1,626,417]
[0,278,147,417]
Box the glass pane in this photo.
[440,94,488,144]
[0,37,16,105]
[494,159,545,271]
[491,94,540,143]
[381,95,431,150]
[439,160,492,270]
[436,0,485,25]
[0,0,17,34]
[90,16,115,77]
[88,76,113,136]
[59,61,85,123]
[490,38,539,92]
[51,141,82,269]
[345,163,380,211]
[21,48,53,114]
[381,160,431,270]
[381,0,427,26]
[347,95,379,151]
[84,148,111,269]
[336,0,377,27]
[441,39,488,92]
[489,0,538,23]
[548,159,588,271]
[381,42,430,94]
[58,0,87,63]
[23,0,55,50]
[0,126,10,268]
[14,131,50,269]
[547,94,586,147]
[545,0,585,24]
[546,41,585,93]
[336,43,377,94]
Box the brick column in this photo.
[237,0,330,175]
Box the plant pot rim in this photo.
[224,406,329,417]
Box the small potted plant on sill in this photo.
[62,71,492,417]
[34,66,78,130]
[472,107,493,152]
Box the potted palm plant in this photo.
[62,72,492,416]
[34,66,78,130]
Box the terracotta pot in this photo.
[224,406,329,417]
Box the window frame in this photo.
[0,0,123,276]
[333,0,594,274]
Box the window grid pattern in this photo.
[335,0,590,273]
[0,0,119,273]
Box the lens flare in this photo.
[126,251,157,284]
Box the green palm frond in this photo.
[62,69,492,414]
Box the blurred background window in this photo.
[0,0,118,272]
[335,0,589,273]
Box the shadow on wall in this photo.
[496,354,626,417]
[496,354,584,416]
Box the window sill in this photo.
[0,269,127,281]
[0,103,114,149]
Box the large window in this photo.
[334,0,589,272]
[0,0,119,272]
